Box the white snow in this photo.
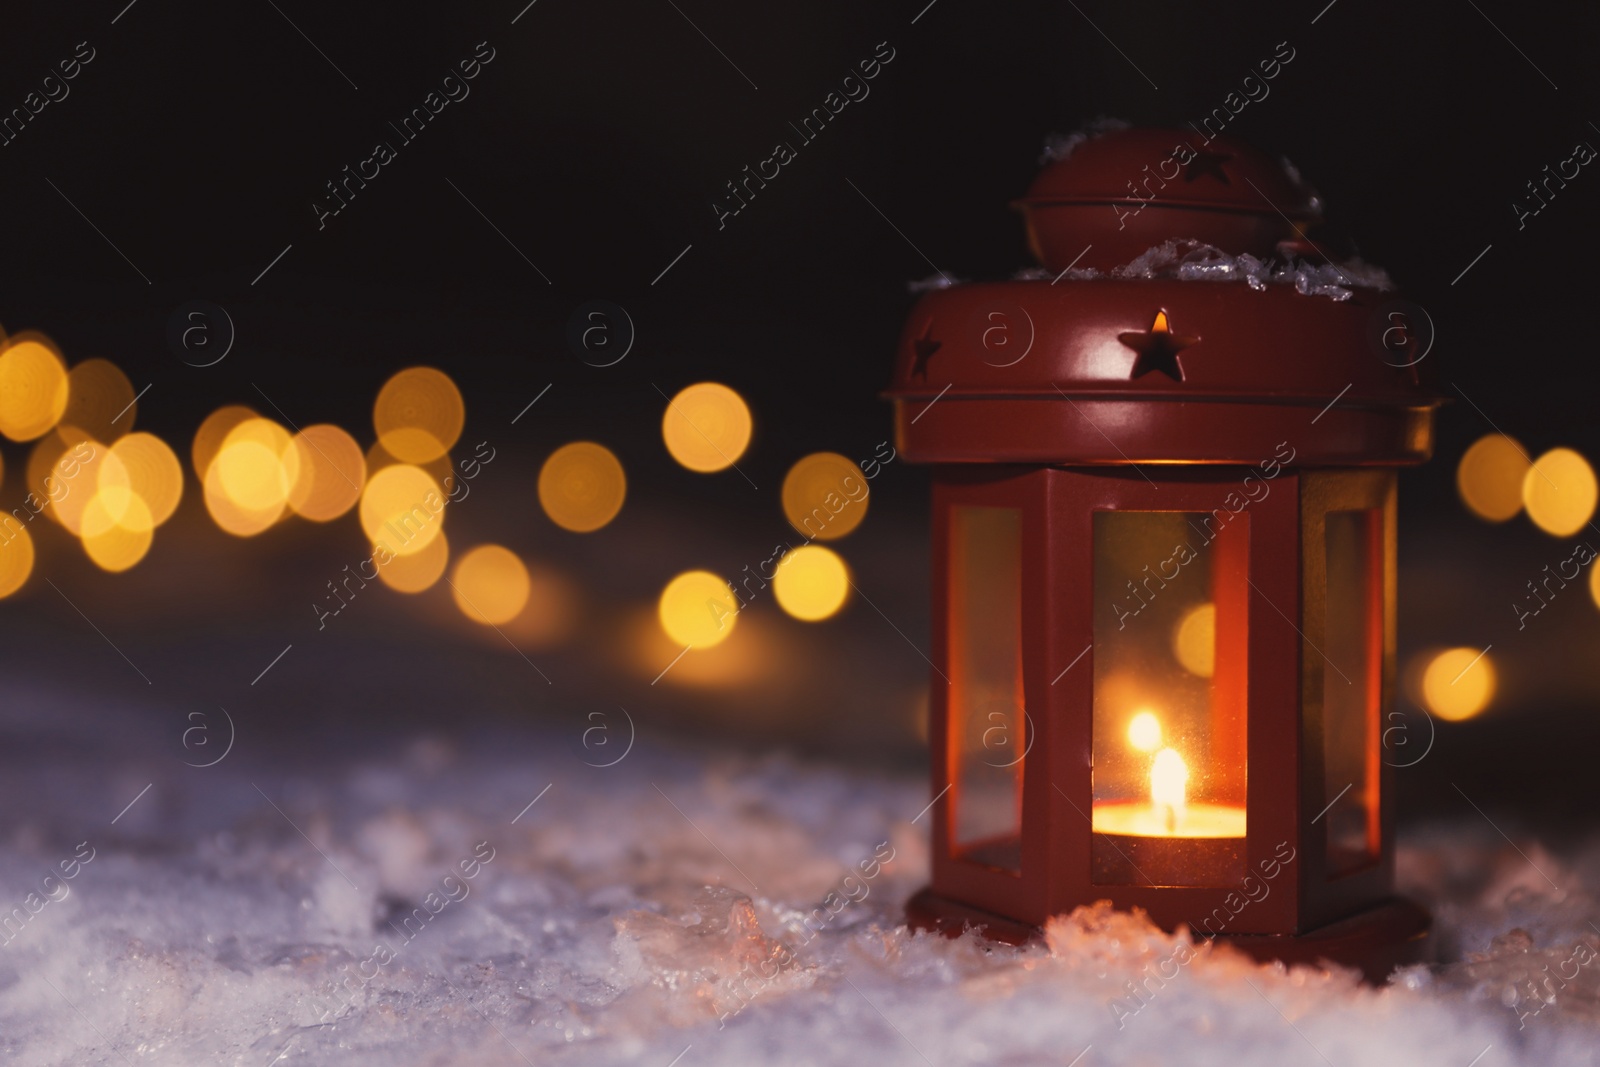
[1039,118,1132,164]
[907,273,964,294]
[0,714,1597,1066]
[1014,239,1394,300]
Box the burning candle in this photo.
[1090,713,1246,886]
[1151,747,1188,834]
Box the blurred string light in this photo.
[215,419,299,512]
[538,441,625,532]
[105,433,183,528]
[0,337,69,442]
[26,432,88,525]
[51,430,115,535]
[1419,647,1496,722]
[1173,602,1216,677]
[1522,448,1597,537]
[288,424,366,522]
[781,452,867,540]
[360,463,444,557]
[772,544,850,621]
[0,525,34,598]
[1456,433,1530,522]
[203,418,301,536]
[451,544,530,625]
[203,466,275,537]
[192,405,258,477]
[378,529,450,593]
[661,382,752,473]
[373,366,463,464]
[80,493,153,571]
[61,358,136,442]
[1591,562,1600,613]
[658,569,739,648]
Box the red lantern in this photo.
[889,128,1438,979]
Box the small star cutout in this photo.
[911,321,941,379]
[1183,150,1232,184]
[1118,311,1199,382]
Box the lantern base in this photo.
[905,887,1039,946]
[905,888,1432,983]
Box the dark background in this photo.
[1,0,1596,828]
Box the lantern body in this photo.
[926,465,1397,936]
[888,128,1439,975]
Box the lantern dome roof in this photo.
[1016,126,1323,272]
[886,128,1441,467]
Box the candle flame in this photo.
[1151,310,1170,334]
[1151,747,1188,834]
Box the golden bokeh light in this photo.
[0,337,70,442]
[378,529,450,593]
[1522,448,1597,537]
[782,452,868,541]
[772,545,850,621]
[538,441,626,533]
[105,433,184,528]
[373,366,464,464]
[360,464,445,557]
[1457,434,1530,522]
[1420,647,1495,722]
[26,432,94,524]
[658,569,740,648]
[201,416,301,537]
[51,431,118,536]
[288,424,367,522]
[1591,560,1600,614]
[203,459,279,538]
[1173,602,1216,677]
[211,418,300,517]
[61,358,137,441]
[80,492,154,572]
[0,524,35,598]
[661,382,753,473]
[450,544,531,625]
[1127,710,1163,753]
[192,405,259,478]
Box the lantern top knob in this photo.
[1015,126,1323,272]
[885,126,1442,468]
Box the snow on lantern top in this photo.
[886,127,1442,469]
[1017,126,1322,271]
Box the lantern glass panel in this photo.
[948,505,1025,871]
[1322,509,1382,874]
[1090,510,1248,886]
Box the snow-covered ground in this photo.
[0,677,1597,1067]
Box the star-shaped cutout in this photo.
[911,321,941,379]
[1118,311,1199,382]
[1183,150,1232,184]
